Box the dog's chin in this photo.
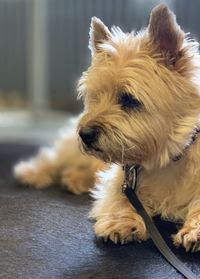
[79,140,141,165]
[79,142,111,162]
[83,146,109,162]
[81,146,135,165]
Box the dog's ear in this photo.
[148,4,185,60]
[89,17,111,54]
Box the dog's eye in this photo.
[119,93,141,110]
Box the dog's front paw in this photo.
[14,161,52,189]
[94,212,147,244]
[61,167,94,195]
[173,219,200,252]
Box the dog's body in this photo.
[14,4,200,252]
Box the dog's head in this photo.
[77,4,200,169]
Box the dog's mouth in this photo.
[79,139,102,154]
[91,146,102,152]
[82,143,102,154]
[79,140,114,163]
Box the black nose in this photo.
[79,126,99,147]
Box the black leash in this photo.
[122,164,199,279]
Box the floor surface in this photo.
[0,143,199,279]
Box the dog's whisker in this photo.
[125,144,136,152]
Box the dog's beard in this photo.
[79,133,143,165]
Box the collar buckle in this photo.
[122,164,138,192]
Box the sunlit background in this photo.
[0,0,199,142]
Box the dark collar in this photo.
[172,127,200,162]
[122,127,200,174]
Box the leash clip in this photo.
[122,164,137,193]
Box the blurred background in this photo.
[0,0,199,143]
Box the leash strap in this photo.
[122,165,199,279]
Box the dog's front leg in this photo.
[90,166,147,244]
[173,199,200,252]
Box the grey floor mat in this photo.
[0,143,199,279]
